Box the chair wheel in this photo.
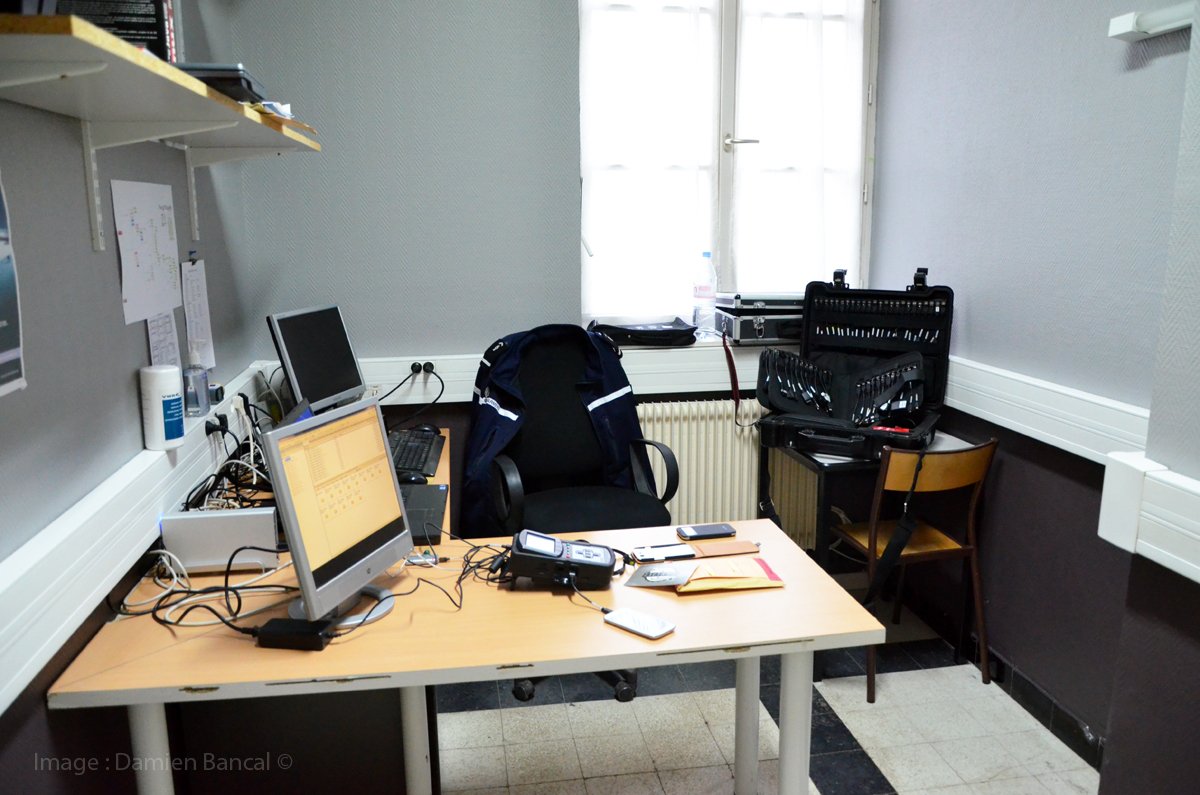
[614,682,636,702]
[512,680,537,702]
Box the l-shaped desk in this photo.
[48,432,883,795]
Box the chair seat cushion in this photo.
[523,486,671,535]
[835,520,963,558]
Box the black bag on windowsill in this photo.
[586,318,697,348]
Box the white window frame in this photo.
[580,0,882,317]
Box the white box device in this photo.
[160,507,279,573]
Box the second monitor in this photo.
[267,304,365,413]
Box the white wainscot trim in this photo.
[312,341,771,407]
[944,355,1149,464]
[0,368,259,719]
[1097,452,1200,585]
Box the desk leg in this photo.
[400,686,433,795]
[733,657,760,795]
[127,703,174,795]
[778,651,813,795]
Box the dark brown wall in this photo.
[901,408,1133,733]
[1100,556,1200,795]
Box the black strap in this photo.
[862,444,929,607]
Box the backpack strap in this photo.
[862,443,929,607]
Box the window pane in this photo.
[732,0,865,292]
[581,1,717,319]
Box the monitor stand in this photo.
[288,584,394,630]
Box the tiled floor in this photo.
[434,639,1100,795]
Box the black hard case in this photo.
[756,271,954,459]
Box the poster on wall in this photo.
[0,168,27,398]
[110,180,182,324]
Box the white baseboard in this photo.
[0,368,259,719]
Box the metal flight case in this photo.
[755,269,954,459]
[714,292,805,344]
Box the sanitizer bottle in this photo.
[183,343,210,417]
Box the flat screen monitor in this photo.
[263,400,413,624]
[267,305,365,413]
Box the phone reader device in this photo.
[506,530,616,590]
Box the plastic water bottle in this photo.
[693,251,716,330]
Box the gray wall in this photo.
[1101,20,1200,795]
[0,102,252,564]
[870,1,1188,408]
[190,0,582,360]
[1147,7,1200,480]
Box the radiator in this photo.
[636,400,816,548]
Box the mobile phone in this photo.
[631,543,696,563]
[604,607,675,639]
[677,523,736,541]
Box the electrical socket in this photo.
[363,385,382,399]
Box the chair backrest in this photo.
[881,440,998,494]
[503,335,607,492]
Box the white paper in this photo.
[181,259,216,369]
[0,167,27,398]
[111,180,182,324]
[147,312,181,369]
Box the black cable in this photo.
[389,371,445,429]
[326,576,461,639]
[377,370,417,408]
[569,573,611,614]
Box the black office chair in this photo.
[486,332,679,702]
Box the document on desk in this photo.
[146,312,181,369]
[111,180,182,324]
[181,259,215,369]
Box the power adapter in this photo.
[255,618,334,651]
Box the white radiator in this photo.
[636,400,816,548]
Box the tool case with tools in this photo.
[755,269,953,459]
[715,292,805,344]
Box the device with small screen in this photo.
[631,543,696,563]
[262,400,413,629]
[505,530,616,590]
[677,523,737,541]
[267,305,366,413]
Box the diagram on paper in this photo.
[111,180,182,325]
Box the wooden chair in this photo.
[831,439,998,702]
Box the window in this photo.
[580,0,875,320]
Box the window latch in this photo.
[723,134,760,152]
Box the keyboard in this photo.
[388,427,444,477]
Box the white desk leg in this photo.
[127,703,174,795]
[778,651,814,795]
[734,657,761,795]
[400,686,433,795]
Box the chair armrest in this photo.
[490,454,525,535]
[630,439,679,506]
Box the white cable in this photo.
[158,561,296,627]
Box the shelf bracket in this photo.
[81,120,238,251]
[0,60,106,90]
[185,147,296,240]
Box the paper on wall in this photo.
[0,167,27,398]
[147,312,181,369]
[181,259,215,369]
[111,180,182,324]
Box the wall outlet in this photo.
[364,385,382,398]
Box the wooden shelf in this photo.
[0,14,320,249]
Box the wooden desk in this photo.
[50,516,882,795]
